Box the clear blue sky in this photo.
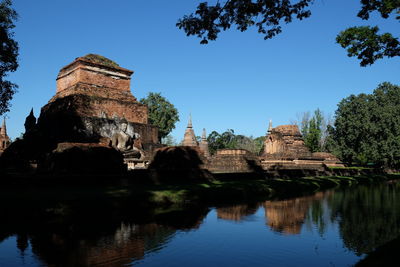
[5,0,400,141]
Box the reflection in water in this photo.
[329,182,400,255]
[0,199,209,267]
[31,223,176,267]
[1,182,400,266]
[217,203,259,221]
[263,192,329,235]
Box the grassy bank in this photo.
[141,174,400,206]
[2,174,399,208]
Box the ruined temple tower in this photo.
[0,117,11,155]
[182,114,198,146]
[199,128,210,157]
[262,124,311,158]
[24,108,36,135]
[37,54,158,150]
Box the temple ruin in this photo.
[1,54,160,173]
[35,54,160,171]
[181,115,210,157]
[1,55,345,176]
[182,115,198,147]
[38,54,158,149]
[0,118,10,155]
[261,122,343,170]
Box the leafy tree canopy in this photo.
[328,82,400,168]
[139,92,179,142]
[303,109,323,153]
[294,108,331,153]
[207,129,265,154]
[0,0,18,115]
[177,0,400,66]
[177,0,313,44]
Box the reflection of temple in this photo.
[25,223,175,267]
[0,118,10,155]
[1,202,210,267]
[264,192,326,235]
[217,204,259,221]
[81,223,173,266]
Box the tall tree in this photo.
[328,82,400,168]
[207,129,265,154]
[294,109,330,152]
[177,0,400,66]
[303,109,323,153]
[139,92,179,142]
[0,0,18,115]
[161,134,178,146]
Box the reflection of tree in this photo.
[217,203,259,221]
[308,200,327,236]
[329,183,400,255]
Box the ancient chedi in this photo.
[262,121,343,168]
[181,115,210,157]
[199,128,210,157]
[37,54,158,155]
[0,118,11,155]
[182,114,198,146]
[263,121,311,159]
[24,108,36,136]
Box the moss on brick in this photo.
[83,54,120,68]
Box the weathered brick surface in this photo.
[261,124,344,169]
[37,55,158,150]
[56,57,133,93]
[263,125,311,159]
[207,149,262,173]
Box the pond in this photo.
[1,182,400,266]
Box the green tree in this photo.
[337,1,400,66]
[328,82,400,168]
[0,0,19,115]
[161,134,177,146]
[296,109,329,152]
[207,129,265,155]
[139,92,179,142]
[304,109,323,153]
[207,129,236,154]
[235,135,265,154]
[177,0,400,66]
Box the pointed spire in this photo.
[199,128,210,157]
[0,117,6,136]
[182,113,197,146]
[202,128,207,140]
[268,119,273,133]
[24,108,37,135]
[187,113,192,128]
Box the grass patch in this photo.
[1,174,399,207]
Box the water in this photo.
[1,182,400,266]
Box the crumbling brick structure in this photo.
[38,54,158,150]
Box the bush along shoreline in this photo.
[1,172,399,209]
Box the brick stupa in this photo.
[261,122,343,168]
[182,115,198,147]
[0,118,10,155]
[263,124,311,159]
[37,54,158,149]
